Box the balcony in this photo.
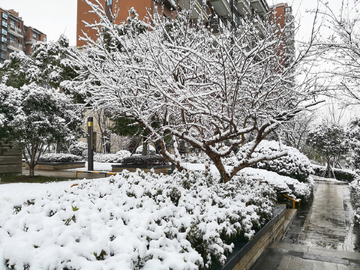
[208,0,231,17]
[250,0,269,16]
[7,40,23,52]
[253,17,266,38]
[192,0,209,21]
[26,39,36,45]
[236,0,252,17]
[8,25,23,38]
[178,0,209,21]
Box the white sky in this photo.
[0,0,343,47]
[0,0,77,46]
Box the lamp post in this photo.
[87,117,94,171]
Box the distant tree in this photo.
[0,83,83,176]
[1,35,82,101]
[0,85,22,154]
[306,121,348,178]
[347,117,360,171]
[313,0,360,106]
[63,3,319,183]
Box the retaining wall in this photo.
[218,205,288,270]
[0,145,22,174]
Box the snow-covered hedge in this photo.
[0,170,280,270]
[349,179,360,225]
[93,150,131,163]
[239,168,313,201]
[312,164,358,182]
[69,141,88,157]
[120,155,169,166]
[38,153,84,163]
[223,141,313,183]
[183,154,211,164]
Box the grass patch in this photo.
[0,174,76,183]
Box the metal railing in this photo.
[283,194,301,209]
[75,170,116,178]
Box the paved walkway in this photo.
[252,180,360,270]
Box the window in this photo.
[43,37,47,42]
[285,7,292,14]
[1,44,6,51]
[107,0,113,5]
[32,32,37,39]
[1,36,6,43]
[1,20,7,28]
[0,52,6,59]
[1,13,8,20]
[1,28,7,35]
[10,20,15,27]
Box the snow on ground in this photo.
[0,164,312,270]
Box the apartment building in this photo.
[0,8,47,64]
[270,3,295,67]
[77,0,178,47]
[77,0,294,47]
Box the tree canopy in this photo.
[0,83,83,176]
[63,3,318,182]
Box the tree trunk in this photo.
[142,140,148,156]
[29,165,35,177]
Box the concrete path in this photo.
[252,180,360,270]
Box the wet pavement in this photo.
[252,179,360,270]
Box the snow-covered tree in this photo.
[306,121,348,178]
[1,35,80,99]
[347,117,360,170]
[63,2,318,183]
[0,84,83,176]
[313,0,360,106]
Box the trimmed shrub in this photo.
[223,140,313,182]
[120,155,170,166]
[94,150,131,163]
[39,153,83,162]
[69,141,87,157]
[312,165,358,182]
[350,179,360,225]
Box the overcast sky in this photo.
[0,0,343,47]
[0,0,77,45]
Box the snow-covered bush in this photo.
[39,153,83,162]
[312,164,358,181]
[224,141,313,183]
[347,118,360,170]
[239,168,313,201]
[349,179,360,225]
[93,150,131,163]
[69,141,88,156]
[120,155,170,166]
[183,154,211,164]
[0,170,279,269]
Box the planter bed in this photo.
[25,162,85,171]
[215,205,287,270]
[112,164,172,174]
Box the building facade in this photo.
[77,0,293,47]
[77,0,179,47]
[0,8,47,64]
